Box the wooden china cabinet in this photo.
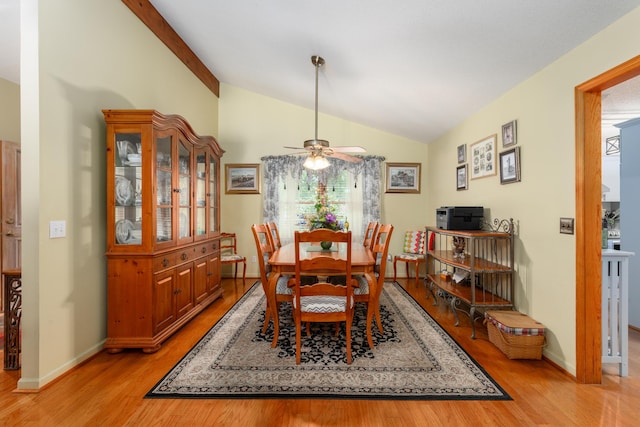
[103,110,224,353]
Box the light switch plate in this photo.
[49,220,66,238]
[560,217,574,235]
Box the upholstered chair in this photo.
[393,230,426,286]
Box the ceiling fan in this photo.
[284,56,365,170]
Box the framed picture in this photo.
[499,147,521,184]
[457,144,466,164]
[469,134,497,180]
[456,164,468,190]
[501,120,517,147]
[385,162,421,193]
[225,163,260,194]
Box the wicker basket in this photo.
[485,311,545,360]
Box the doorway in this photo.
[575,55,640,383]
[0,140,21,361]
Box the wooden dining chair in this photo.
[266,221,282,250]
[291,229,355,364]
[220,232,247,282]
[251,224,292,341]
[354,223,394,349]
[393,230,426,286]
[363,221,379,250]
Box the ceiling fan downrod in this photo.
[311,55,325,143]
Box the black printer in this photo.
[436,206,484,230]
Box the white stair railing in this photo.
[601,249,635,376]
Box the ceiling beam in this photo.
[122,0,220,97]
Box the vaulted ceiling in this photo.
[2,1,640,142]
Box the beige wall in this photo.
[427,7,640,374]
[19,0,218,389]
[0,77,20,141]
[218,83,428,278]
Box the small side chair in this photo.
[220,232,247,282]
[393,230,426,287]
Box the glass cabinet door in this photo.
[178,140,192,240]
[208,153,218,234]
[156,135,173,243]
[114,133,142,245]
[195,151,207,238]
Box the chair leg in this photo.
[374,301,384,335]
[262,305,273,334]
[295,317,302,365]
[415,262,420,287]
[405,262,410,281]
[365,304,375,349]
[393,258,398,282]
[346,318,353,365]
[271,303,280,348]
[234,263,238,279]
[242,260,247,283]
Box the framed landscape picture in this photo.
[469,134,497,180]
[225,163,260,194]
[385,162,421,193]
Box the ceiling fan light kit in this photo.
[303,153,331,170]
[288,55,366,170]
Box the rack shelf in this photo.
[425,219,515,338]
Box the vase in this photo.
[320,241,333,250]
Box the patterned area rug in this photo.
[146,282,510,400]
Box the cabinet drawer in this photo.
[196,244,210,256]
[154,253,177,271]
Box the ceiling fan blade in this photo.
[328,152,363,163]
[331,146,366,153]
[283,146,310,150]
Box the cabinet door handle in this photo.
[201,247,207,253]
[5,218,15,224]
[173,188,181,193]
[181,253,188,260]
[163,258,169,267]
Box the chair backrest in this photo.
[293,229,353,304]
[363,222,380,250]
[251,224,275,293]
[266,221,282,249]
[372,224,394,276]
[371,224,394,294]
[220,232,239,256]
[402,230,426,255]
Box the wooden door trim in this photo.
[575,55,640,383]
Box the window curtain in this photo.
[261,155,385,244]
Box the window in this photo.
[261,155,385,245]
[279,170,362,244]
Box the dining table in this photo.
[266,241,376,348]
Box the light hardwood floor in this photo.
[1,278,639,426]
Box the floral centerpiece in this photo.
[304,183,344,231]
[304,184,343,249]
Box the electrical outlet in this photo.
[387,254,392,261]
[252,256,257,263]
